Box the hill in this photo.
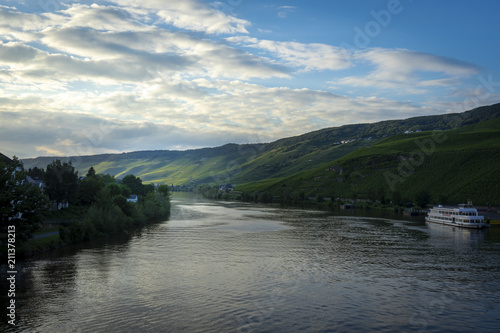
[249,117,500,205]
[20,103,500,204]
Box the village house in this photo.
[127,195,138,203]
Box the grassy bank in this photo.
[18,234,63,258]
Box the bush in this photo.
[143,192,171,221]
[259,191,274,203]
[131,204,147,226]
[113,195,133,216]
[59,176,170,247]
[59,220,97,243]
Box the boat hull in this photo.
[425,217,489,229]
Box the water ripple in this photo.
[3,198,500,332]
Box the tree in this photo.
[44,160,79,207]
[157,185,171,198]
[377,187,387,204]
[105,183,123,197]
[437,194,448,205]
[121,174,145,196]
[120,184,131,198]
[27,166,45,179]
[366,188,376,202]
[144,183,155,195]
[86,166,97,178]
[78,176,104,206]
[113,195,133,217]
[259,191,273,203]
[104,183,131,198]
[391,190,403,206]
[0,158,49,239]
[281,188,293,206]
[415,190,431,208]
[98,173,116,185]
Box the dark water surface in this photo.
[2,195,500,332]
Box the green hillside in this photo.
[22,144,266,185]
[252,117,500,205]
[20,103,500,205]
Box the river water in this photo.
[2,195,500,332]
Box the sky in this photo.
[1,0,500,158]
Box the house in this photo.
[52,201,69,210]
[219,183,235,192]
[127,194,138,203]
[26,176,45,189]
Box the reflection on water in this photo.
[426,221,486,247]
[2,196,500,332]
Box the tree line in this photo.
[1,158,171,245]
[195,182,432,212]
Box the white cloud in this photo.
[0,42,191,86]
[0,8,46,42]
[109,0,250,34]
[332,48,480,93]
[0,8,46,32]
[0,30,286,87]
[0,77,435,158]
[0,42,39,63]
[277,5,296,19]
[59,3,150,32]
[227,36,352,71]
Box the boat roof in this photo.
[432,205,477,210]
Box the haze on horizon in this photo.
[1,0,499,159]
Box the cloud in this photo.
[0,42,191,86]
[0,7,45,32]
[227,36,352,71]
[109,0,250,34]
[0,42,39,63]
[0,77,435,158]
[2,1,278,83]
[196,44,290,79]
[332,48,480,93]
[363,48,478,79]
[277,5,296,18]
[0,29,287,87]
[59,3,149,32]
[0,8,46,42]
[0,108,266,158]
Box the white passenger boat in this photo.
[425,203,490,229]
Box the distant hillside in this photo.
[21,103,500,200]
[249,117,500,205]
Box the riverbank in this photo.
[1,192,171,260]
[194,188,500,227]
[200,189,422,215]
[2,216,171,260]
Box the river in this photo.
[2,194,500,332]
